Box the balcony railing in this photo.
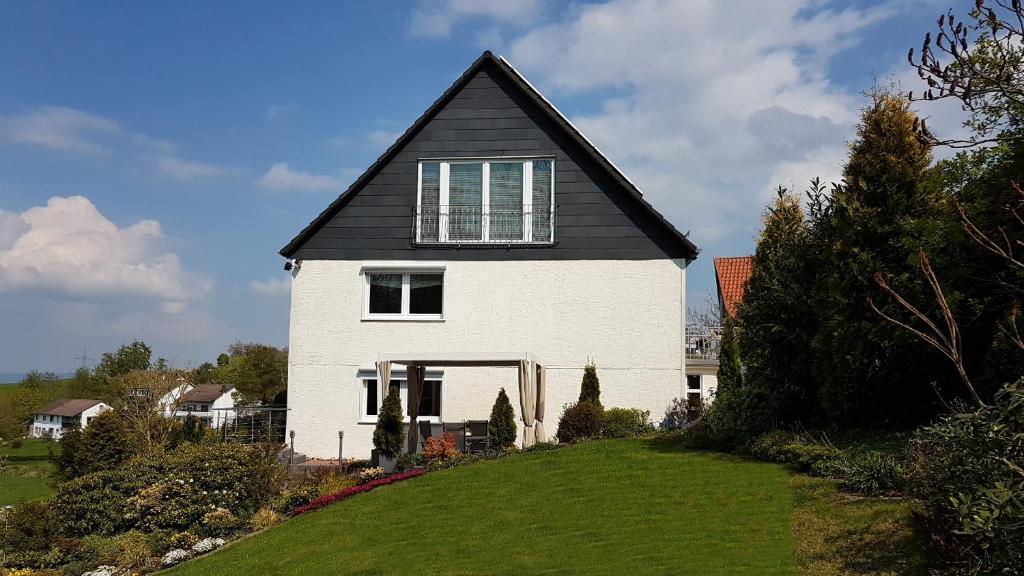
[413,204,556,245]
[686,325,723,361]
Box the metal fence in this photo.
[686,325,723,361]
[212,406,289,444]
[414,205,555,244]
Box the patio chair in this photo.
[464,419,491,455]
[442,421,466,451]
[418,420,435,451]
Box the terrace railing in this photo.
[413,204,556,245]
[686,325,723,361]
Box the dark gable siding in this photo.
[291,60,689,261]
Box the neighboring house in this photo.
[682,256,754,405]
[714,256,753,320]
[127,378,194,415]
[172,384,235,428]
[31,399,111,439]
[281,52,700,459]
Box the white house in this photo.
[171,384,235,428]
[280,52,700,459]
[31,399,111,439]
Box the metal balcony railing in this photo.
[686,325,723,361]
[413,204,556,245]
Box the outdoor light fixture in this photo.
[284,259,302,272]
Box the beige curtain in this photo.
[406,365,425,454]
[534,364,546,444]
[518,360,536,448]
[375,360,391,412]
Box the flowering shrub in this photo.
[56,443,285,536]
[291,469,426,516]
[190,537,224,554]
[355,466,386,485]
[161,548,191,567]
[422,433,460,460]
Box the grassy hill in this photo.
[166,438,925,576]
[0,438,58,505]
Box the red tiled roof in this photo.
[714,256,754,318]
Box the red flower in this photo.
[290,468,426,516]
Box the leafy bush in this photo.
[56,443,285,536]
[701,385,775,449]
[11,438,24,449]
[661,396,705,429]
[424,452,480,472]
[555,402,603,444]
[372,389,404,459]
[909,380,1024,574]
[396,452,424,472]
[271,485,319,514]
[488,388,517,450]
[0,500,60,556]
[200,508,241,537]
[601,408,651,438]
[579,364,602,407]
[422,433,460,460]
[111,531,151,571]
[167,531,199,551]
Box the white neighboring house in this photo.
[280,52,700,459]
[171,384,236,428]
[31,399,111,439]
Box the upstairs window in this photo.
[363,270,444,320]
[416,158,554,244]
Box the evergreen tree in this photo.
[579,364,601,407]
[53,426,86,480]
[488,388,517,449]
[373,388,405,458]
[813,91,940,424]
[181,413,204,443]
[737,186,821,424]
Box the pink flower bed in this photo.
[290,468,426,516]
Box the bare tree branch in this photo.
[870,250,985,407]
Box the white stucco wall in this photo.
[287,258,687,458]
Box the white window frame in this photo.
[416,156,555,244]
[358,371,444,424]
[361,265,445,321]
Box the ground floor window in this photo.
[361,375,442,422]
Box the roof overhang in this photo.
[378,351,543,367]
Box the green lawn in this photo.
[1,437,58,505]
[165,437,924,576]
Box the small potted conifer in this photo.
[372,388,405,472]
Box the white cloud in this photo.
[153,155,236,181]
[249,277,291,296]
[256,162,344,192]
[0,210,30,250]
[0,196,211,311]
[503,0,907,242]
[265,103,296,119]
[0,106,121,155]
[410,0,544,38]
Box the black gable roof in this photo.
[280,51,699,262]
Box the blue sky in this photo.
[0,0,964,373]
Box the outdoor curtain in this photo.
[406,365,425,454]
[375,360,391,412]
[518,360,536,448]
[534,364,546,444]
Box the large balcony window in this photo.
[415,158,555,244]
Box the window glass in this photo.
[365,379,378,416]
[409,274,443,315]
[368,273,402,314]
[686,374,701,391]
[489,162,523,240]
[418,380,442,417]
[420,163,440,241]
[448,163,483,240]
[532,160,553,241]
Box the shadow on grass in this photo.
[640,433,753,464]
